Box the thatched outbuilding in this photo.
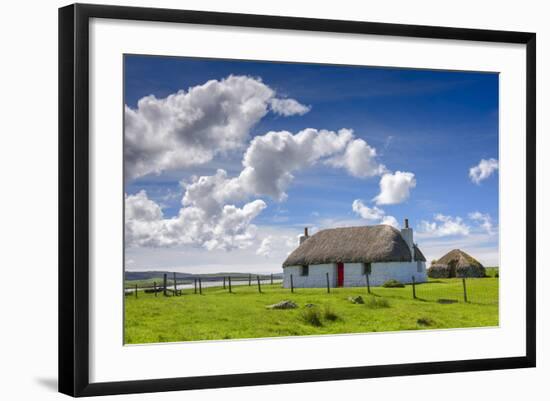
[282,221,427,288]
[426,263,451,278]
[428,249,485,278]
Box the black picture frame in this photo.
[59,3,536,397]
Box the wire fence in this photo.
[125,273,282,297]
[125,272,498,306]
[283,273,498,305]
[411,277,498,305]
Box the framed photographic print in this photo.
[58,3,536,397]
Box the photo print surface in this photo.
[123,55,499,344]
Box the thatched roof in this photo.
[283,225,426,267]
[427,263,452,278]
[434,249,483,269]
[414,246,426,263]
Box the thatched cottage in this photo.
[428,249,485,278]
[282,219,427,288]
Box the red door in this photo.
[337,262,344,287]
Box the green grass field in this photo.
[124,277,499,344]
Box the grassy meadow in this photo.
[124,276,498,344]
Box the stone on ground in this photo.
[266,300,298,309]
[348,296,365,304]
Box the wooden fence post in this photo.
[135,283,138,298]
[199,278,202,295]
[366,273,371,294]
[326,272,330,293]
[223,276,226,289]
[173,272,177,296]
[228,276,232,293]
[193,278,197,294]
[154,281,157,297]
[163,273,167,297]
[257,275,262,293]
[462,278,468,303]
[290,274,294,293]
[271,273,273,285]
[412,276,416,299]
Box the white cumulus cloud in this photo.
[468,211,495,235]
[256,236,273,257]
[469,158,498,184]
[352,200,385,221]
[352,199,399,228]
[326,138,387,178]
[125,190,266,251]
[374,171,416,205]
[381,215,400,228]
[125,75,308,180]
[183,128,385,206]
[417,214,470,238]
[255,234,299,258]
[126,190,163,222]
[182,169,246,218]
[270,98,311,116]
[239,128,362,200]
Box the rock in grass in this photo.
[304,303,316,308]
[382,279,405,288]
[348,296,365,304]
[266,300,298,309]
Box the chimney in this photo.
[299,227,310,245]
[400,218,414,260]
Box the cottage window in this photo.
[301,265,309,276]
[417,262,423,273]
[363,263,372,275]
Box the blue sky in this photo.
[124,55,499,273]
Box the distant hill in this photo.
[125,271,283,282]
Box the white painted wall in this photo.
[370,261,427,286]
[342,263,367,287]
[283,264,336,288]
[284,261,427,288]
